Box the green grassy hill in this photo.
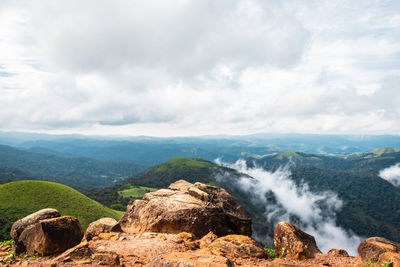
[0,180,123,241]
[129,157,218,188]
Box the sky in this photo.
[1,0,400,137]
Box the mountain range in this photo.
[0,133,399,250]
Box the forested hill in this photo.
[0,144,145,190]
[248,147,400,174]
[85,157,241,208]
[86,154,400,245]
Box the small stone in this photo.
[328,248,349,257]
[83,218,120,241]
[92,252,120,266]
[205,234,267,259]
[199,231,218,249]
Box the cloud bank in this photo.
[0,1,400,136]
[216,159,362,255]
[379,163,400,187]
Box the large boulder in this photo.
[10,208,60,241]
[83,217,121,241]
[118,180,252,238]
[358,237,400,262]
[273,221,321,260]
[16,216,83,256]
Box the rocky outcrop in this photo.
[10,208,60,241]
[204,234,267,260]
[83,217,121,241]
[358,236,400,262]
[15,216,83,256]
[274,221,321,260]
[118,180,252,238]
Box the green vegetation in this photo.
[371,147,400,156]
[152,157,215,173]
[0,144,145,190]
[363,257,378,267]
[264,247,278,258]
[0,180,123,241]
[89,152,400,245]
[118,186,157,198]
[85,157,219,210]
[0,239,14,247]
[276,151,301,160]
[381,259,393,267]
[130,157,217,188]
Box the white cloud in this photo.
[379,163,400,187]
[0,0,399,136]
[216,159,363,255]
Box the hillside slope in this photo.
[0,180,123,240]
[89,155,400,247]
[0,144,145,189]
[251,147,400,174]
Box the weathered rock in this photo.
[145,251,234,267]
[53,242,93,263]
[274,222,321,260]
[10,208,60,241]
[379,252,400,267]
[327,248,349,257]
[16,216,83,256]
[84,217,120,241]
[199,231,218,249]
[172,232,194,244]
[204,235,267,260]
[92,252,120,266]
[358,237,400,262]
[118,180,252,238]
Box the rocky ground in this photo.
[1,231,363,266]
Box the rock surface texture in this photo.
[274,221,321,260]
[16,216,83,256]
[379,251,400,267]
[83,217,121,241]
[328,248,349,257]
[10,208,60,241]
[358,236,400,262]
[118,180,252,237]
[204,234,267,260]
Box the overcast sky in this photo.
[1,0,399,136]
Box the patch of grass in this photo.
[0,239,14,247]
[264,247,278,258]
[118,186,157,198]
[381,259,393,267]
[0,180,123,241]
[363,257,379,267]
